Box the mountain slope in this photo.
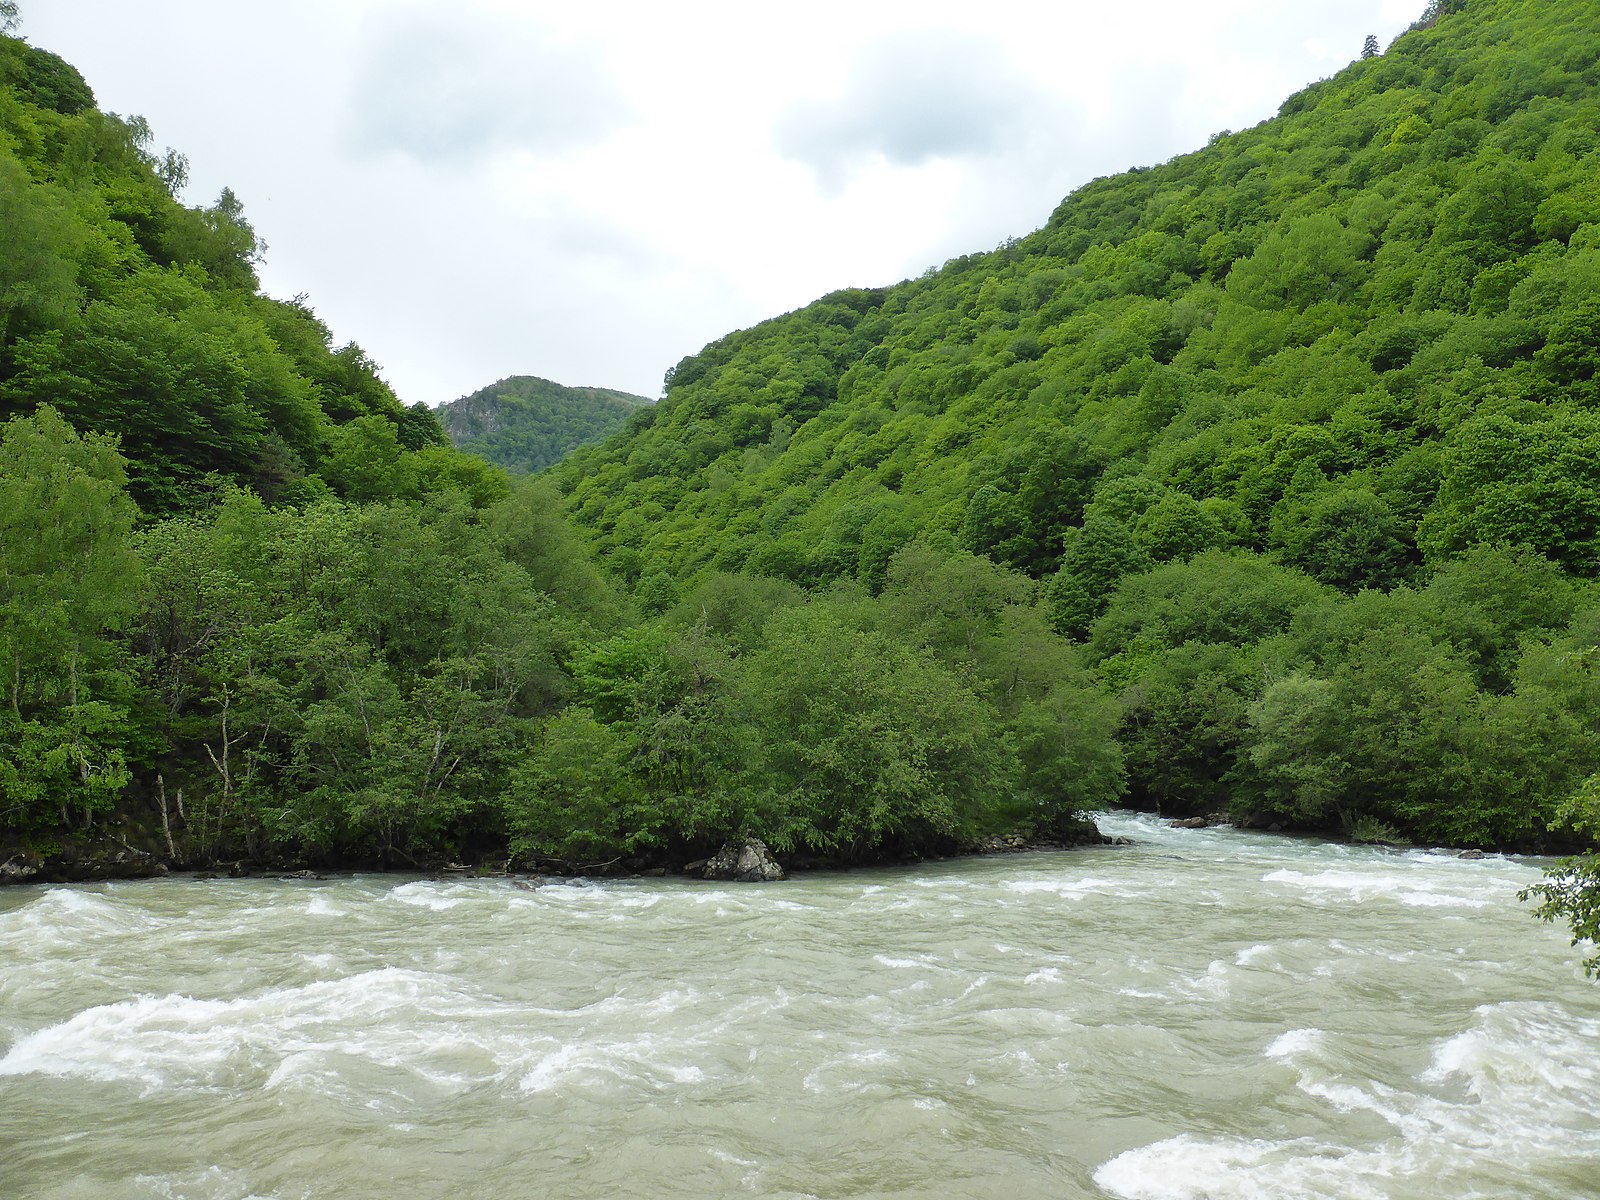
[549,0,1600,848]
[438,375,651,474]
[0,19,1117,878]
[0,30,475,515]
[554,0,1600,591]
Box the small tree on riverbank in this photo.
[1524,774,1600,978]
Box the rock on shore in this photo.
[701,838,785,882]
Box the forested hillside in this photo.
[0,29,501,515]
[554,0,1600,857]
[0,12,1116,876]
[0,17,601,870]
[5,0,1600,958]
[438,376,650,474]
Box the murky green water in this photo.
[2,813,1597,1199]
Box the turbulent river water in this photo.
[2,813,1598,1200]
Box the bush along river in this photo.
[1,812,1597,1200]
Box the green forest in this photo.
[438,375,651,475]
[2,0,1599,959]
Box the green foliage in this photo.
[1421,412,1600,571]
[1270,487,1414,592]
[528,0,1600,880]
[1252,627,1484,841]
[0,155,81,348]
[0,38,95,115]
[875,544,1125,827]
[0,705,133,832]
[746,603,1010,858]
[506,707,638,863]
[1348,815,1405,845]
[549,0,1600,614]
[1524,774,1600,977]
[961,427,1103,574]
[1116,642,1258,816]
[0,407,140,831]
[1044,515,1149,637]
[0,42,490,517]
[1090,552,1329,657]
[486,477,621,624]
[121,488,583,861]
[1524,854,1600,978]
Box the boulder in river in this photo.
[702,838,785,883]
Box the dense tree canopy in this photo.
[0,31,448,516]
[438,375,651,475]
[542,0,1600,859]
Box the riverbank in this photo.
[0,814,1116,887]
[8,803,1579,889]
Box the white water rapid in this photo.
[1,813,1596,1198]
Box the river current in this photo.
[1,813,1597,1199]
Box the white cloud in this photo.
[346,7,633,165]
[775,31,1052,190]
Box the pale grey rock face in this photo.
[702,838,785,883]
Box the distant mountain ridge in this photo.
[439,375,652,473]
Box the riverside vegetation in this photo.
[2,0,1599,966]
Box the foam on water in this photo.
[385,881,468,911]
[0,967,498,1095]
[0,960,735,1111]
[131,1166,285,1200]
[1261,866,1509,909]
[872,954,931,969]
[578,985,700,1020]
[801,1047,898,1095]
[1424,1000,1600,1099]
[516,1034,707,1094]
[1233,943,1273,966]
[1097,1002,1600,1199]
[304,894,342,918]
[0,887,162,948]
[1264,1027,1325,1059]
[1001,876,1129,899]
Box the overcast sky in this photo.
[22,1,1421,405]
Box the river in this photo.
[1,813,1597,1199]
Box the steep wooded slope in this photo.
[555,0,1600,595]
[439,375,650,474]
[550,0,1600,848]
[0,30,493,515]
